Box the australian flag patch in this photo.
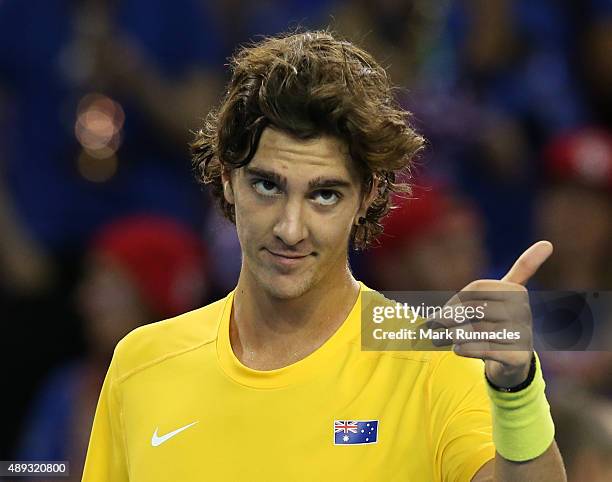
[334,420,379,445]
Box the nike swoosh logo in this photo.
[151,421,198,447]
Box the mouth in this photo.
[263,248,313,268]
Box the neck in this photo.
[230,263,360,370]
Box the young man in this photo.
[82,31,566,481]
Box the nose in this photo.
[272,197,308,247]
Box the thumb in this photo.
[501,240,554,286]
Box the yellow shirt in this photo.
[82,283,495,481]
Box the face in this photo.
[373,209,486,291]
[222,127,374,299]
[405,217,486,291]
[78,257,150,357]
[536,184,612,259]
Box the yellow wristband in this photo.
[486,353,555,462]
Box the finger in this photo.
[425,299,521,329]
[453,344,531,362]
[453,344,507,363]
[429,327,503,348]
[451,327,528,347]
[452,286,527,304]
[502,240,554,286]
[422,295,484,328]
[431,323,526,347]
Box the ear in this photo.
[354,176,380,224]
[221,169,235,204]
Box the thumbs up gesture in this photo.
[430,241,553,388]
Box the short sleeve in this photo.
[427,353,496,482]
[82,352,129,481]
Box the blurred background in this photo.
[0,0,610,480]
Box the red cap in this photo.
[90,215,208,318]
[544,128,612,189]
[377,184,481,254]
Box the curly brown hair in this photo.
[191,30,424,250]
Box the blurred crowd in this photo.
[0,0,611,480]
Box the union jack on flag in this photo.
[334,420,378,445]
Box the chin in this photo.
[257,271,318,300]
[265,279,313,300]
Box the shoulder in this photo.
[111,294,230,382]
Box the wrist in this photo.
[486,352,555,462]
[486,353,536,392]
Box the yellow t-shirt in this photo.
[82,283,495,481]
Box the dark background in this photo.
[1,1,611,480]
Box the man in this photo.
[365,184,488,291]
[82,31,566,481]
[19,215,208,481]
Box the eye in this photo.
[253,179,281,197]
[312,190,341,206]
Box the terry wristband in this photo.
[485,353,555,462]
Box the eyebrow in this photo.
[245,167,285,187]
[245,167,352,191]
[307,176,353,190]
